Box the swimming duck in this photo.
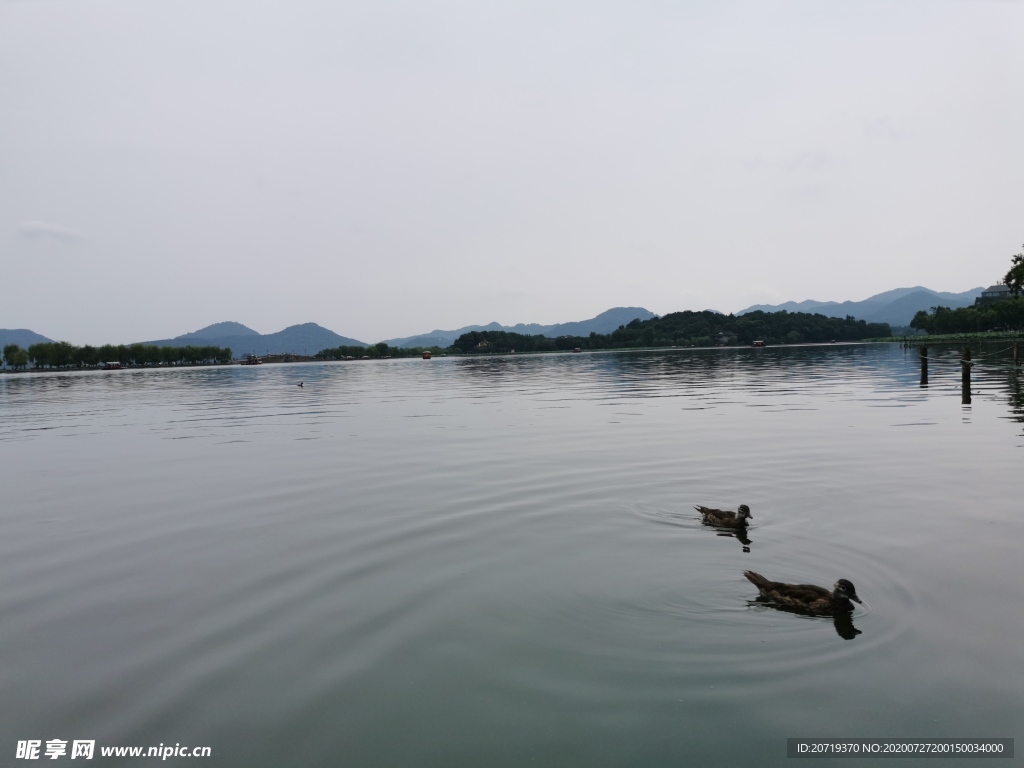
[743,570,862,614]
[695,504,752,528]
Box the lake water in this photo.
[1,343,1021,766]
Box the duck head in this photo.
[833,579,862,604]
[737,504,752,520]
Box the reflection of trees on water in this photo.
[1005,371,1024,428]
[455,345,892,395]
[454,344,938,399]
[963,354,1024,432]
[912,344,1024,426]
[749,596,863,640]
[451,344,1024,430]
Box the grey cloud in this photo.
[864,117,906,141]
[18,220,84,243]
[787,151,829,173]
[791,184,826,202]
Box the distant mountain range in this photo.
[737,286,984,327]
[136,322,368,355]
[381,307,658,348]
[0,290,987,358]
[1,309,658,357]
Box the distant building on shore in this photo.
[974,284,1015,305]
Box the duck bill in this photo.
[849,595,862,604]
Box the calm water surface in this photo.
[1,344,1022,767]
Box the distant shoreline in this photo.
[2,341,894,375]
[0,353,319,374]
[869,331,1024,343]
[15,335,1019,376]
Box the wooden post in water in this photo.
[961,347,972,405]
[1015,342,1021,369]
[919,345,928,387]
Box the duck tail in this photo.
[743,570,771,589]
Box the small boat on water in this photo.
[751,340,765,347]
[422,351,432,360]
[241,354,263,365]
[103,361,122,370]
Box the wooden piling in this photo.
[961,347,971,405]
[919,346,928,387]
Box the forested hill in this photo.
[139,322,367,354]
[451,310,891,353]
[381,307,656,348]
[639,310,891,345]
[0,328,53,350]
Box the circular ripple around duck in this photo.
[631,503,703,530]
[461,583,759,710]
[630,503,762,536]
[723,528,919,676]
[622,501,918,685]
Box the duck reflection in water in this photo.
[747,596,862,639]
[696,504,753,552]
[744,570,864,640]
[715,527,752,552]
[832,612,862,640]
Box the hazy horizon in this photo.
[3,0,1022,345]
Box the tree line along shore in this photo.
[910,296,1024,335]
[448,310,891,354]
[316,311,891,359]
[7,310,890,371]
[2,342,232,370]
[8,299,1024,371]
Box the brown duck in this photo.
[743,570,862,614]
[695,504,752,528]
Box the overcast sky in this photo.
[2,0,1022,344]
